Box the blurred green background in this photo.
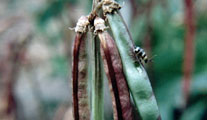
[0,0,206,120]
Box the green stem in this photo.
[92,0,101,11]
[91,36,104,120]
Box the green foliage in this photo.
[131,14,147,45]
[17,0,206,119]
[37,0,75,25]
[197,14,207,30]
[131,1,207,120]
[181,100,206,120]
[51,55,68,77]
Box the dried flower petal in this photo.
[75,16,90,33]
[102,0,121,15]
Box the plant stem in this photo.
[92,0,97,10]
[182,0,195,107]
[92,0,101,11]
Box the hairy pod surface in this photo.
[94,17,134,120]
[72,16,90,120]
[103,5,161,120]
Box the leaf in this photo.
[180,101,205,120]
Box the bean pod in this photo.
[72,16,90,120]
[102,1,161,119]
[94,17,134,120]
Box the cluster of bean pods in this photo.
[71,0,161,120]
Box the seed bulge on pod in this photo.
[72,15,90,120]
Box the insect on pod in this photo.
[133,46,149,64]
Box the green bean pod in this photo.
[102,1,161,119]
